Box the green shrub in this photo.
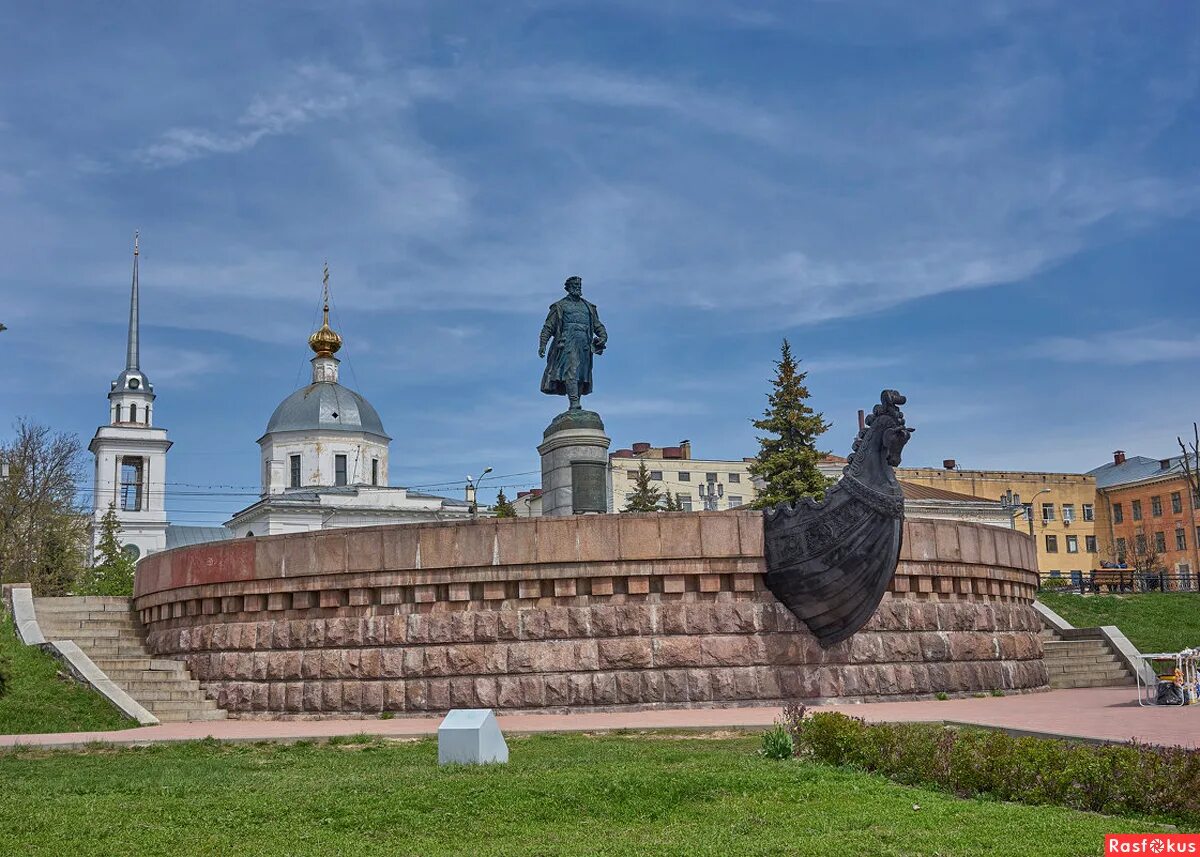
[760,723,794,760]
[0,652,10,699]
[935,691,949,700]
[1039,576,1073,590]
[791,712,1200,825]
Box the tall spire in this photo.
[126,231,140,371]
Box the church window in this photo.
[290,455,301,489]
[130,404,138,423]
[335,454,348,486]
[120,457,144,511]
[371,459,379,486]
[114,404,122,423]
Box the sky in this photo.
[2,1,1198,527]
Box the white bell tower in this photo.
[89,233,171,560]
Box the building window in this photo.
[289,455,301,488]
[1132,500,1142,521]
[728,473,740,484]
[371,459,379,486]
[114,404,122,423]
[1151,495,1163,517]
[627,470,639,479]
[706,472,718,482]
[677,494,692,512]
[1062,504,1075,523]
[1020,503,1032,522]
[1172,492,1183,514]
[649,470,663,481]
[1048,570,1061,578]
[1135,533,1148,556]
[1176,527,1187,551]
[1116,537,1127,563]
[1113,503,1124,523]
[677,471,691,482]
[119,457,144,511]
[335,454,348,486]
[1085,535,1097,553]
[1041,503,1055,522]
[1066,535,1078,553]
[1082,503,1094,522]
[1045,534,1058,553]
[728,495,743,507]
[129,404,138,423]
[1155,531,1167,553]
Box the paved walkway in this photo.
[2,687,1196,750]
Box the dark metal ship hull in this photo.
[760,390,913,647]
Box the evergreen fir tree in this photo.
[623,460,662,512]
[492,489,518,519]
[662,491,680,512]
[81,505,136,596]
[749,339,831,508]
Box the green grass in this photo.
[0,614,132,734]
[1039,591,1200,652]
[0,734,1174,856]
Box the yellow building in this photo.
[897,466,1100,581]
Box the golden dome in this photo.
[308,305,342,358]
[309,262,343,358]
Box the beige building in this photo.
[897,466,1100,581]
[609,440,847,512]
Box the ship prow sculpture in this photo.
[763,390,915,648]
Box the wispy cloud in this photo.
[135,64,362,168]
[1029,329,1200,365]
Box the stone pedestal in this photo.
[538,410,611,516]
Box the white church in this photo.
[91,244,471,559]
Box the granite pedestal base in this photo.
[538,410,611,516]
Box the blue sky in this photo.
[3,2,1198,526]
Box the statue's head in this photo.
[564,276,583,298]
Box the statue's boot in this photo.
[567,382,581,410]
[568,396,581,410]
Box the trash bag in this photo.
[1156,681,1185,706]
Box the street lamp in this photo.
[466,466,493,518]
[1000,487,1050,538]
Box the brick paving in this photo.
[2,686,1196,750]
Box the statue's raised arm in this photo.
[538,276,606,411]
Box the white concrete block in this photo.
[438,708,508,765]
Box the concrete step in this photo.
[117,678,201,692]
[155,709,228,722]
[93,657,187,672]
[1046,652,1118,667]
[126,689,213,703]
[103,668,191,683]
[148,699,222,713]
[73,645,155,659]
[1048,667,1132,682]
[1047,659,1124,674]
[33,598,131,612]
[1050,675,1137,688]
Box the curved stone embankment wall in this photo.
[132,512,1047,716]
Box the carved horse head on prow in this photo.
[846,390,914,483]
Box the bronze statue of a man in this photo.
[538,276,608,410]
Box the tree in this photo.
[79,506,135,596]
[623,460,661,512]
[749,339,831,509]
[492,489,518,519]
[662,491,680,512]
[0,419,88,594]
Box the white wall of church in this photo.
[259,430,389,494]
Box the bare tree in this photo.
[0,419,88,594]
[1178,423,1200,503]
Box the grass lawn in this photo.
[0,734,1174,856]
[1038,591,1200,652]
[0,614,132,735]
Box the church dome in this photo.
[263,382,389,440]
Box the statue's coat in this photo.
[539,297,607,397]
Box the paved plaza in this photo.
[2,687,1195,751]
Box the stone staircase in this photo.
[1041,629,1136,689]
[33,596,225,723]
